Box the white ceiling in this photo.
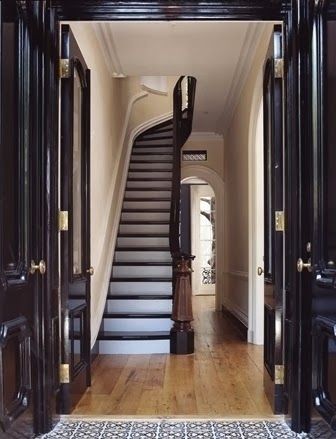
[92,21,272,134]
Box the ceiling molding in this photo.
[216,22,269,135]
[92,23,126,78]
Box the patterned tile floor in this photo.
[40,420,311,438]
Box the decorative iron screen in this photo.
[182,150,207,161]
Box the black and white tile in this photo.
[39,419,314,438]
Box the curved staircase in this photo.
[98,120,174,354]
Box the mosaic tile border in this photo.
[39,419,311,438]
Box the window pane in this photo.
[73,69,83,275]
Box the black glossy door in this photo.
[60,24,91,414]
[262,25,284,415]
[310,1,336,433]
[0,0,60,436]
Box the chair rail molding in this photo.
[181,165,225,311]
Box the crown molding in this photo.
[216,22,270,135]
[92,23,126,78]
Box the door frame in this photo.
[24,0,313,434]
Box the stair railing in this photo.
[169,75,196,355]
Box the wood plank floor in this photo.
[73,296,273,417]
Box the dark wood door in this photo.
[262,25,284,415]
[60,24,91,414]
[309,1,336,433]
[0,0,60,436]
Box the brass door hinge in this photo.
[275,211,285,232]
[59,211,69,231]
[274,365,284,385]
[274,58,284,79]
[59,363,70,384]
[59,59,70,79]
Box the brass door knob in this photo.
[297,258,312,273]
[87,267,94,276]
[257,267,264,276]
[30,259,46,275]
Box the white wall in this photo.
[69,23,177,346]
[223,26,273,327]
[182,134,225,180]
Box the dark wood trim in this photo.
[52,0,287,21]
[221,305,248,340]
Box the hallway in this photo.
[73,296,273,417]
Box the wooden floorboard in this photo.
[73,296,274,417]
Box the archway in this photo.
[181,166,225,311]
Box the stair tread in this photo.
[128,169,172,173]
[115,246,170,251]
[125,188,172,192]
[111,277,172,282]
[120,220,169,224]
[122,208,170,212]
[133,147,173,149]
[103,312,171,318]
[107,294,172,300]
[130,160,173,163]
[113,261,171,266]
[118,233,169,237]
[124,198,171,202]
[131,152,173,156]
[98,331,170,340]
[127,177,172,181]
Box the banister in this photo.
[169,76,197,260]
[169,76,196,355]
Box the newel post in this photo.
[170,256,195,354]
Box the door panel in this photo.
[311,2,336,433]
[60,24,91,414]
[262,25,284,415]
[0,2,34,434]
[0,1,60,435]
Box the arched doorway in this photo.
[181,166,225,311]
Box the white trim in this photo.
[90,93,173,346]
[222,297,248,328]
[181,166,225,311]
[217,23,268,135]
[92,23,126,78]
[248,68,265,346]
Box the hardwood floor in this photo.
[73,296,274,417]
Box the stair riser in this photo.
[112,265,172,278]
[103,318,172,332]
[135,138,172,146]
[126,180,172,189]
[123,200,170,210]
[114,251,171,263]
[110,281,172,294]
[99,339,170,354]
[124,191,171,199]
[129,163,173,170]
[128,171,172,179]
[131,155,172,161]
[140,131,172,139]
[133,147,173,154]
[119,224,169,234]
[117,237,169,248]
[121,212,170,221]
[106,299,172,313]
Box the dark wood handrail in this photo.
[169,76,197,260]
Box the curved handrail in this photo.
[169,76,197,262]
